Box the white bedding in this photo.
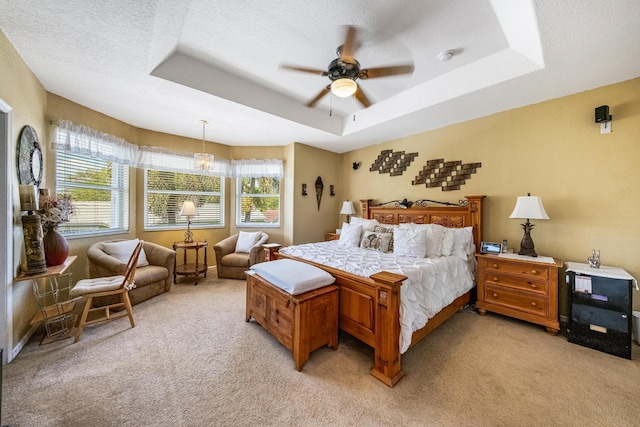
[279,240,476,353]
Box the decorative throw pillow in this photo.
[350,217,380,232]
[102,239,149,267]
[235,231,261,253]
[360,230,393,253]
[393,227,428,258]
[373,225,395,252]
[337,222,363,248]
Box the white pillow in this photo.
[235,231,261,253]
[399,223,445,258]
[393,227,428,258]
[102,239,149,267]
[349,217,380,232]
[360,230,393,253]
[441,228,456,256]
[337,222,362,248]
[249,259,335,295]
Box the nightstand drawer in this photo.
[484,284,548,316]
[483,273,548,295]
[481,258,549,280]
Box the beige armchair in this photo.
[214,232,269,279]
[88,239,176,306]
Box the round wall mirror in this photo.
[17,125,43,187]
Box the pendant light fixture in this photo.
[194,119,214,170]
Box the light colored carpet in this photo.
[3,274,640,427]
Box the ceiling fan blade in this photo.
[354,86,372,108]
[359,64,414,79]
[339,26,357,63]
[306,85,331,107]
[281,64,328,76]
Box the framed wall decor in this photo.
[16,125,43,187]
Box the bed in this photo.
[271,195,485,386]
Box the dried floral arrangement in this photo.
[38,191,75,229]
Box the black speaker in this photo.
[595,105,611,123]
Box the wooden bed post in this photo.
[369,271,407,387]
[464,195,485,254]
[360,199,373,220]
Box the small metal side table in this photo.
[173,241,208,285]
[14,255,78,344]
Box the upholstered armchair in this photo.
[87,239,176,306]
[214,231,269,279]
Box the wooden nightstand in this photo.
[476,254,562,335]
[325,232,340,241]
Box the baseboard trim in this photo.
[11,323,39,361]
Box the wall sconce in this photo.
[301,183,307,196]
[352,162,361,170]
[330,185,335,196]
[595,105,612,134]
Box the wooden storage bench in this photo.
[246,259,338,371]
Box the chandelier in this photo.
[194,119,214,170]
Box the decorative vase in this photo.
[43,226,69,266]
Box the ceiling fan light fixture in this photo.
[331,78,357,97]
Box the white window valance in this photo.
[136,146,231,176]
[52,120,138,165]
[231,159,283,178]
[52,120,282,178]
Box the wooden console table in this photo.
[173,241,208,285]
[14,256,78,344]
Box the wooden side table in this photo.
[173,241,208,285]
[263,243,282,262]
[325,232,340,241]
[476,253,562,335]
[14,255,78,344]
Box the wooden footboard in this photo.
[272,250,407,386]
[265,195,485,387]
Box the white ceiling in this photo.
[1,0,639,153]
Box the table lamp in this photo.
[340,200,356,223]
[509,193,549,257]
[180,200,198,243]
[19,185,47,275]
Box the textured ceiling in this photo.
[1,0,639,153]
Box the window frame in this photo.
[235,176,281,228]
[143,169,225,231]
[55,151,130,238]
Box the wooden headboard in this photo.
[361,195,485,253]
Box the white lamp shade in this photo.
[509,195,549,220]
[180,200,198,217]
[340,201,356,215]
[331,78,358,97]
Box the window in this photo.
[145,170,224,229]
[56,151,129,235]
[236,177,280,227]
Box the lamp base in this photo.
[518,219,538,257]
[184,220,194,243]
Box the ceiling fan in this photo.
[281,26,414,108]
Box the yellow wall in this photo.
[340,78,640,313]
[1,29,49,348]
[290,143,343,244]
